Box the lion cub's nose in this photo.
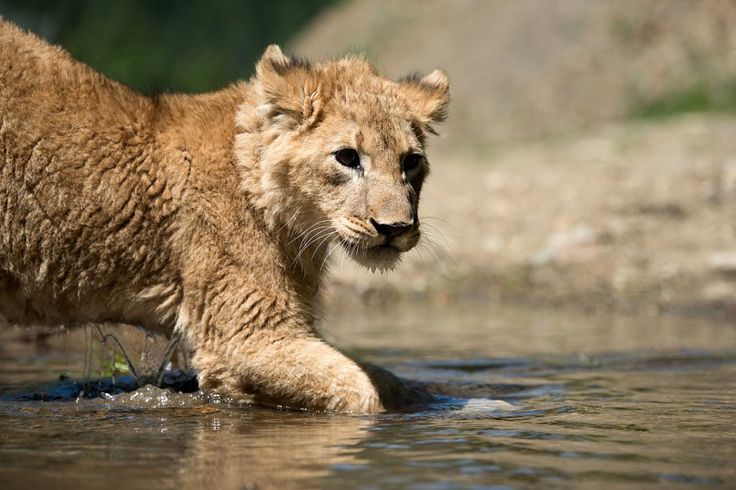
[370,219,414,240]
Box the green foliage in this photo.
[631,80,736,119]
[100,352,131,378]
[1,0,337,93]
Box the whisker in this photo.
[275,209,301,236]
[338,243,348,271]
[294,228,336,265]
[295,224,334,259]
[414,242,448,275]
[420,221,454,246]
[320,239,342,271]
[417,232,455,276]
[418,231,448,262]
[287,219,332,246]
[310,230,339,260]
[292,230,326,266]
[337,238,359,271]
[419,226,453,251]
[299,225,333,250]
[420,215,455,230]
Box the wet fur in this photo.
[0,19,448,412]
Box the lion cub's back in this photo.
[0,20,170,303]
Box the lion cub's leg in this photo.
[192,333,383,412]
[178,282,385,412]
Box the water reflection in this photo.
[178,410,373,490]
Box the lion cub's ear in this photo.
[399,69,450,134]
[255,44,322,129]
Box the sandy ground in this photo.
[325,114,736,317]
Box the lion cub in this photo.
[0,20,448,412]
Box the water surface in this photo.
[1,304,734,489]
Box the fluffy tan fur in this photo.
[0,19,449,412]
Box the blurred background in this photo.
[3,0,736,317]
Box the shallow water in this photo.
[1,304,735,489]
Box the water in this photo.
[1,304,735,489]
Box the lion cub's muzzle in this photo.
[370,218,419,252]
[369,219,419,252]
[337,215,420,253]
[370,219,412,240]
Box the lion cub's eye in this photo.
[334,148,360,168]
[402,153,425,173]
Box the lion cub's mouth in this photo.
[340,240,403,272]
[333,218,420,271]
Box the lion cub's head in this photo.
[236,45,449,271]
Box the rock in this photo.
[709,252,736,274]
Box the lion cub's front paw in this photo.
[333,385,384,413]
[324,369,385,413]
